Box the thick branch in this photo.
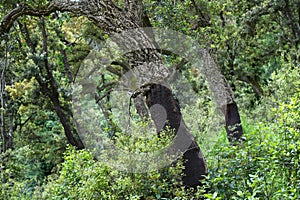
[283,0,300,44]
[52,15,74,83]
[0,3,58,37]
[238,75,264,97]
[190,0,210,28]
[242,0,282,31]
[17,21,37,53]
[106,66,122,76]
[0,0,125,38]
[111,61,130,71]
[124,0,144,25]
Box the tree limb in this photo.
[124,0,144,24]
[237,75,264,97]
[106,66,122,76]
[111,60,130,71]
[0,0,129,38]
[0,2,58,37]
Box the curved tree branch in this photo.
[0,3,58,37]
[0,0,130,38]
[237,75,264,97]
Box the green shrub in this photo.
[32,127,207,199]
[203,68,300,199]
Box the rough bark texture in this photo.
[201,51,244,143]
[133,95,149,119]
[145,84,207,188]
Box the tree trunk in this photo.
[145,84,207,188]
[201,52,244,143]
[0,74,6,153]
[17,19,84,149]
[191,0,244,143]
[222,102,244,142]
[0,47,8,153]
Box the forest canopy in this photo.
[0,0,299,199]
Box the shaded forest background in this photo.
[0,0,299,199]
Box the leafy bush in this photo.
[32,126,207,200]
[203,64,300,199]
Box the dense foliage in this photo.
[0,0,299,199]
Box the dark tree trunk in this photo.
[201,51,244,144]
[191,1,245,144]
[145,84,207,188]
[222,101,244,142]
